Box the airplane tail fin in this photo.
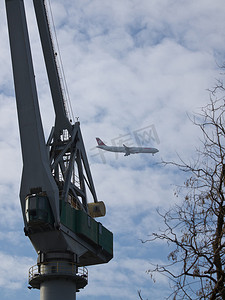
[96,137,106,146]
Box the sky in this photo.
[0,0,225,299]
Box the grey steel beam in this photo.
[33,0,72,134]
[5,0,60,226]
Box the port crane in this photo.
[5,0,113,299]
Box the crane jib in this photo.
[5,0,113,291]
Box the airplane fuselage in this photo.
[96,144,159,156]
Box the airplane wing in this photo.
[123,144,131,156]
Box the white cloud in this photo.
[1,0,225,299]
[81,258,153,299]
[0,252,34,290]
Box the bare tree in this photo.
[138,290,145,300]
[145,93,225,299]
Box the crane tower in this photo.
[5,0,113,299]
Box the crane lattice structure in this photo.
[5,0,113,299]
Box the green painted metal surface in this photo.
[60,201,76,231]
[98,223,113,256]
[76,210,98,244]
[60,201,113,257]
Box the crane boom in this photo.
[5,0,60,225]
[5,0,113,278]
[6,0,100,229]
[33,0,72,134]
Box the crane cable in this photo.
[45,0,75,123]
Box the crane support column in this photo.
[40,280,77,300]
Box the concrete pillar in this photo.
[40,279,76,300]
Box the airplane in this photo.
[96,137,159,156]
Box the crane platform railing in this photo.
[29,261,88,281]
[28,261,88,290]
